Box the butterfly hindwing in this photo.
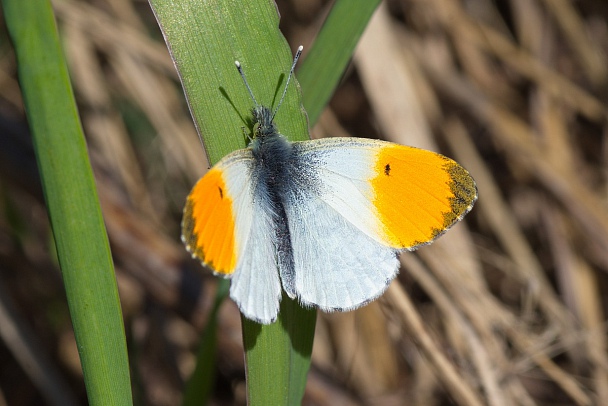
[283,190,401,310]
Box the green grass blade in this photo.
[297,0,381,125]
[2,1,132,405]
[150,0,309,165]
[149,0,313,404]
[182,280,229,406]
[151,0,378,403]
[241,297,316,405]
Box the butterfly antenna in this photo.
[272,45,303,119]
[235,60,259,107]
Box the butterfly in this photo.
[182,46,477,324]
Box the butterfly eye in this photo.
[253,122,262,138]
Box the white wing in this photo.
[280,137,476,311]
[182,150,282,324]
[285,194,400,310]
[280,138,401,310]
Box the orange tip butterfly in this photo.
[182,46,477,324]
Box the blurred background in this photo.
[1,0,608,405]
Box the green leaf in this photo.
[149,0,314,404]
[150,0,309,166]
[2,1,132,405]
[241,296,316,406]
[298,0,381,125]
[150,0,380,404]
[182,280,229,406]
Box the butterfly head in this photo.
[252,105,277,140]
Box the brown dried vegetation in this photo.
[1,0,607,405]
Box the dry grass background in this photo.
[0,0,607,405]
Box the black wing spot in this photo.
[218,187,224,199]
[384,163,391,176]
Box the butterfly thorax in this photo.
[249,104,293,177]
[250,106,292,171]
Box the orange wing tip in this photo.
[181,172,238,276]
[181,201,231,277]
[410,159,477,247]
[443,160,478,226]
[372,145,477,250]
